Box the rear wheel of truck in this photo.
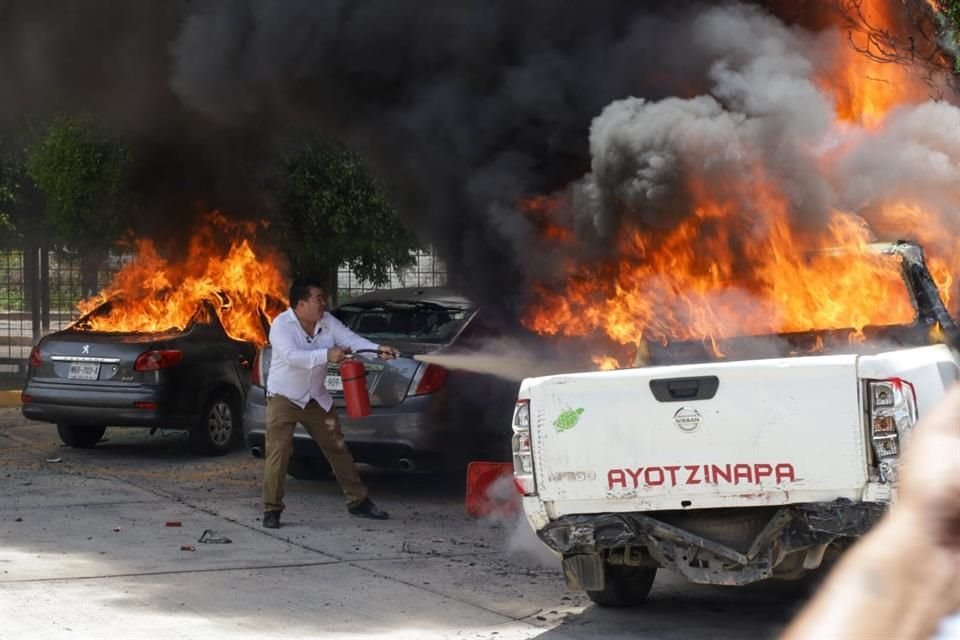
[586,565,658,608]
[56,424,106,448]
[287,456,333,480]
[189,392,238,456]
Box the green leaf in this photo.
[26,114,133,253]
[267,138,418,297]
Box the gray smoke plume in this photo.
[0,0,956,320]
[834,101,960,222]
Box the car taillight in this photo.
[867,377,918,483]
[134,350,183,372]
[251,349,263,387]
[512,399,536,495]
[409,363,447,396]
[28,346,41,368]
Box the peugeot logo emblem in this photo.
[82,344,90,355]
[673,407,702,432]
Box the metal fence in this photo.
[337,249,448,301]
[0,248,446,376]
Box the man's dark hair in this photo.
[289,277,326,309]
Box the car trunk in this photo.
[258,338,462,409]
[323,341,447,407]
[527,352,869,514]
[30,330,184,388]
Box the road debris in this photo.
[165,521,182,527]
[180,544,195,552]
[198,529,232,544]
[45,457,62,463]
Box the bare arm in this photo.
[782,385,960,640]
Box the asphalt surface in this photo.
[0,403,815,640]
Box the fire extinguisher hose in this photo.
[351,348,415,359]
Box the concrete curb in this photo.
[0,389,22,407]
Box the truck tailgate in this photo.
[526,354,868,512]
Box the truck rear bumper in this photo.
[539,500,886,585]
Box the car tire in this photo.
[56,424,106,448]
[287,456,333,480]
[585,565,657,608]
[189,392,238,456]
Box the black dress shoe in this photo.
[262,511,281,528]
[347,498,389,520]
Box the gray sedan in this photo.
[242,287,515,478]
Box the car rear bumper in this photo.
[242,385,449,459]
[21,381,168,427]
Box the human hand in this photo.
[377,346,400,360]
[327,347,351,363]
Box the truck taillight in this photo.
[409,363,447,396]
[512,399,536,495]
[867,377,918,483]
[134,350,183,372]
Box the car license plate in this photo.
[325,375,343,391]
[68,362,100,380]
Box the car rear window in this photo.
[333,301,476,343]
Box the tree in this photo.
[268,140,418,304]
[26,115,133,296]
[838,0,960,94]
[0,156,16,240]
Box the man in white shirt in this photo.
[262,277,399,528]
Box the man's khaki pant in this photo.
[262,395,368,513]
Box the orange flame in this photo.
[592,355,623,371]
[523,2,958,357]
[525,194,918,352]
[75,213,287,346]
[520,195,575,243]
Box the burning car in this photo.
[22,302,258,455]
[243,287,517,477]
[21,216,288,456]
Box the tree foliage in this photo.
[26,115,132,254]
[0,151,17,240]
[268,140,417,300]
[939,0,960,74]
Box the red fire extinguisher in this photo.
[339,357,371,418]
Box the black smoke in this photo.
[0,1,718,314]
[0,0,956,322]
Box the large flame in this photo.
[817,0,925,128]
[525,193,917,354]
[522,1,959,365]
[75,213,287,346]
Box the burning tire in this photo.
[585,564,657,608]
[287,456,333,480]
[56,424,106,448]
[189,392,239,456]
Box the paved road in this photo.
[0,410,813,640]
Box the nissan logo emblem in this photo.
[673,407,702,432]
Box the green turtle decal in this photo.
[554,407,585,432]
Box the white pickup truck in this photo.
[513,241,959,606]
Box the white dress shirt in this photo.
[266,308,381,411]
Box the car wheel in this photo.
[585,565,657,608]
[189,392,238,456]
[287,456,333,480]
[56,424,106,448]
